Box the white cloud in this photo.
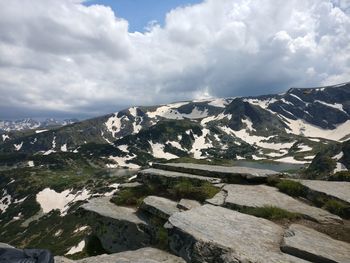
[0,0,349,118]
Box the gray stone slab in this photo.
[81,197,146,225]
[222,184,342,224]
[296,180,350,204]
[177,199,201,211]
[0,242,14,248]
[80,197,150,253]
[140,196,180,220]
[55,248,185,263]
[167,204,308,263]
[138,168,222,185]
[153,162,278,182]
[281,224,350,263]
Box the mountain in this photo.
[1,82,349,258]
[1,82,349,169]
[0,118,77,133]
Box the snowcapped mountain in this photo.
[1,83,349,169]
[0,118,77,132]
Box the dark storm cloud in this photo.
[0,0,349,119]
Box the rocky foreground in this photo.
[3,163,350,262]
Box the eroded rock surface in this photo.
[138,168,222,185]
[80,197,151,253]
[296,180,350,204]
[281,224,350,263]
[140,196,180,220]
[167,204,307,262]
[153,162,278,182]
[177,199,201,211]
[216,184,342,224]
[55,248,185,263]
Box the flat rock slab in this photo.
[167,204,307,263]
[222,184,341,224]
[296,180,350,204]
[80,197,150,253]
[55,248,185,263]
[177,199,201,211]
[0,242,14,248]
[138,168,222,185]
[281,224,350,263]
[81,197,146,225]
[153,162,278,182]
[140,196,180,220]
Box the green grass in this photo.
[330,171,350,182]
[275,180,308,197]
[323,200,350,219]
[238,205,301,220]
[111,179,220,207]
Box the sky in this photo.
[0,0,349,120]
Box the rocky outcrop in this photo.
[281,224,350,263]
[295,180,350,205]
[55,247,185,263]
[177,199,201,211]
[153,163,278,183]
[80,197,151,253]
[138,168,222,185]
[211,184,342,224]
[166,204,307,262]
[118,182,143,189]
[140,196,180,220]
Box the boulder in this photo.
[140,196,180,220]
[138,168,222,186]
[153,162,278,182]
[167,204,307,262]
[55,248,185,263]
[281,224,350,263]
[218,184,342,224]
[177,199,201,211]
[80,197,151,253]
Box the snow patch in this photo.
[107,155,140,169]
[190,128,212,159]
[283,118,350,141]
[315,100,347,114]
[333,151,344,160]
[104,183,120,197]
[27,161,34,167]
[66,240,85,255]
[35,129,48,134]
[207,98,228,108]
[2,134,9,141]
[61,144,67,152]
[334,162,348,173]
[274,156,309,164]
[74,226,88,233]
[36,188,91,216]
[149,141,178,160]
[14,142,23,151]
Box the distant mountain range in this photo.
[0,82,349,173]
[0,118,78,132]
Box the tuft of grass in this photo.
[323,200,350,218]
[239,205,301,220]
[275,180,307,197]
[330,171,350,182]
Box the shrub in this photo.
[330,171,350,182]
[276,180,307,197]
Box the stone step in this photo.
[137,168,222,185]
[293,179,350,205]
[55,247,185,263]
[80,197,151,253]
[209,184,342,224]
[153,162,278,183]
[281,224,350,263]
[166,204,309,262]
[139,196,180,220]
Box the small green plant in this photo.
[171,180,220,202]
[330,171,350,182]
[239,205,301,220]
[276,180,307,197]
[323,200,350,218]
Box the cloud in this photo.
[0,0,349,118]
